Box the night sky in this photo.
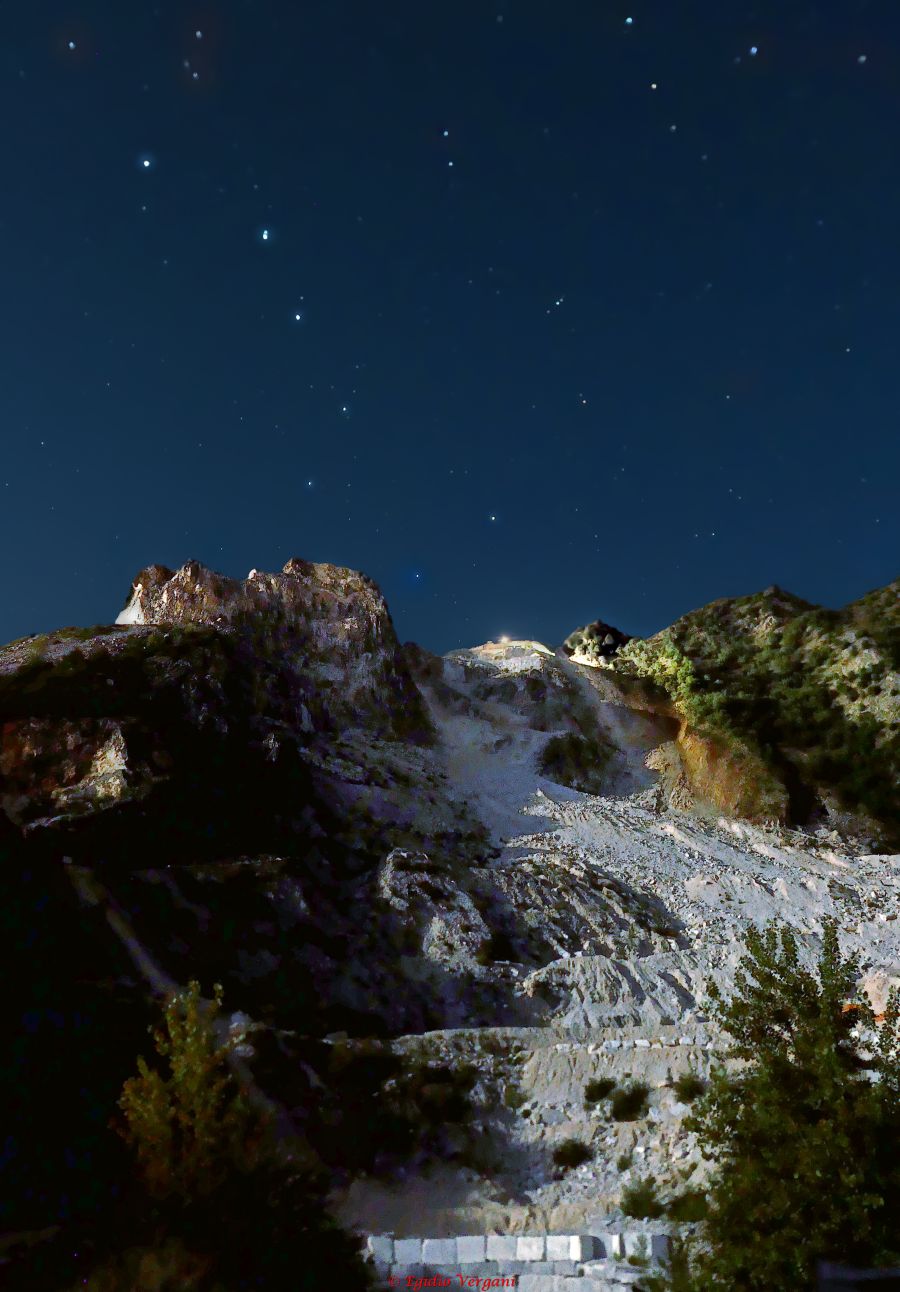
[1,2,897,656]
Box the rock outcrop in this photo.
[116,557,434,744]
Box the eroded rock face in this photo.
[116,557,434,745]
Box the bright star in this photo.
[67,40,76,50]
[749,45,758,56]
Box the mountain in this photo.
[567,580,900,849]
[1,560,897,1288]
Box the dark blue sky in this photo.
[1,2,897,654]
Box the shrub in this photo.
[621,1177,664,1219]
[114,980,271,1202]
[616,1151,633,1172]
[628,1235,651,1267]
[63,1237,221,1291]
[672,1072,706,1103]
[552,1139,593,1169]
[666,1189,709,1222]
[585,1077,617,1104]
[611,1082,650,1121]
[503,1084,527,1110]
[538,732,613,795]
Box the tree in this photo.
[99,980,374,1291]
[645,920,900,1292]
[114,979,270,1202]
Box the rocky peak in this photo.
[116,557,434,745]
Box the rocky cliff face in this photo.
[1,562,898,1277]
[115,556,434,744]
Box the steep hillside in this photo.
[567,581,900,848]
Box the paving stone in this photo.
[486,1235,518,1261]
[651,1233,671,1261]
[393,1238,423,1264]
[570,1234,601,1261]
[545,1235,571,1260]
[422,1238,457,1264]
[517,1235,546,1260]
[365,1235,394,1264]
[456,1235,487,1263]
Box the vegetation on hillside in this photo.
[616,582,900,844]
[538,730,614,794]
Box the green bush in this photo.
[503,1084,527,1110]
[621,1177,664,1219]
[672,1072,706,1103]
[666,1189,708,1222]
[552,1139,593,1169]
[616,1151,633,1172]
[611,1081,650,1121]
[538,732,613,795]
[114,980,271,1201]
[585,1077,617,1104]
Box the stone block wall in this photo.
[362,1231,672,1289]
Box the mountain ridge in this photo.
[1,557,897,1283]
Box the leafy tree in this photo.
[114,980,270,1202]
[648,919,900,1291]
[91,980,373,1291]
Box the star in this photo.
[67,40,76,50]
